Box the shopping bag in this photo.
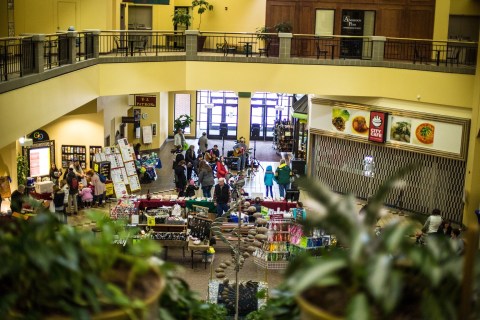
[183,143,189,151]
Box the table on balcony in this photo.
[239,41,256,57]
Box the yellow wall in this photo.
[433,0,450,40]
[41,111,105,170]
[127,93,161,149]
[159,91,169,145]
[0,0,7,37]
[237,97,251,145]
[0,142,18,190]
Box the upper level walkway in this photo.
[0,30,477,93]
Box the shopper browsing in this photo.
[198,132,208,154]
[264,165,274,198]
[86,170,106,207]
[197,160,215,198]
[214,178,230,217]
[274,159,291,198]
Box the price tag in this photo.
[147,216,156,226]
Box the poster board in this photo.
[142,126,153,144]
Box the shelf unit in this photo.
[273,120,294,153]
[293,118,308,160]
[89,146,103,168]
[61,145,87,169]
[253,218,292,270]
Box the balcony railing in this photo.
[0,30,477,84]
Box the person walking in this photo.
[214,178,230,217]
[198,160,215,198]
[198,132,208,154]
[274,159,291,198]
[185,145,196,180]
[174,128,186,152]
[264,165,275,198]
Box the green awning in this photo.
[292,112,308,120]
[292,95,308,120]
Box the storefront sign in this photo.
[134,95,156,107]
[368,111,388,143]
[28,129,49,142]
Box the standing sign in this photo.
[368,111,388,143]
[340,10,364,59]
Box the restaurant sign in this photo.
[134,95,156,107]
[368,111,388,143]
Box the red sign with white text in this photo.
[368,111,388,143]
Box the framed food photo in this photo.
[412,121,435,147]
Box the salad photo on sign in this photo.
[390,117,412,143]
[331,108,351,132]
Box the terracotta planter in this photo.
[296,295,343,320]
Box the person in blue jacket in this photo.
[264,165,274,198]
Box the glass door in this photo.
[251,106,265,140]
[197,91,238,140]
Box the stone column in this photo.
[371,36,386,61]
[84,29,100,59]
[67,31,77,64]
[278,32,292,59]
[31,34,45,74]
[185,30,199,58]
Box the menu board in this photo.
[310,102,467,158]
[128,175,141,192]
[124,161,137,176]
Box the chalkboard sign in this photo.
[187,216,212,241]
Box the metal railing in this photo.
[0,31,477,84]
[384,38,478,66]
[0,36,35,82]
[98,30,186,57]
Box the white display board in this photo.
[142,126,152,144]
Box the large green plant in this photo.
[16,153,28,186]
[258,165,468,319]
[191,0,213,30]
[0,208,162,318]
[274,21,293,33]
[174,114,193,132]
[172,9,192,29]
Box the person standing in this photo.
[174,160,187,197]
[274,159,291,198]
[185,145,196,180]
[198,132,208,154]
[49,163,62,186]
[264,165,274,198]
[214,178,230,217]
[66,167,79,215]
[10,185,26,213]
[52,185,66,223]
[198,160,215,198]
[86,170,106,207]
[233,137,248,171]
[216,156,228,179]
[174,128,186,152]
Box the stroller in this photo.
[139,165,157,184]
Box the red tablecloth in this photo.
[136,199,186,210]
[260,200,297,211]
[30,191,52,201]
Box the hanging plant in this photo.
[16,153,28,187]
[174,114,193,132]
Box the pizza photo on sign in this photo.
[415,123,435,144]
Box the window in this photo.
[174,93,191,134]
[315,10,335,36]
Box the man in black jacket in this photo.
[10,185,26,213]
[213,178,230,217]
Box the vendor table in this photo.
[135,199,186,210]
[260,200,297,211]
[188,239,210,269]
[185,199,217,213]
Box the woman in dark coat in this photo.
[174,160,187,197]
[185,145,196,180]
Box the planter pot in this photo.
[197,36,207,52]
[296,295,343,320]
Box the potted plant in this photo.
[274,21,293,33]
[172,9,192,30]
[0,207,165,319]
[174,114,193,133]
[16,153,28,187]
[251,165,470,319]
[192,0,213,30]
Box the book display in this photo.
[61,145,86,169]
[89,146,102,168]
[273,120,294,153]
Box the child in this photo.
[60,180,70,215]
[185,179,199,197]
[52,185,67,224]
[264,165,274,198]
[78,183,93,208]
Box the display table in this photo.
[30,191,52,201]
[185,199,217,213]
[136,199,186,210]
[260,200,297,211]
[188,239,210,269]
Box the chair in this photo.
[446,47,460,66]
[259,38,270,57]
[134,37,148,56]
[413,46,429,64]
[316,40,328,59]
[114,37,128,56]
[223,39,236,56]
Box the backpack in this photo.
[70,177,79,190]
[98,173,107,183]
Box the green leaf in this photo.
[346,293,370,320]
[288,258,346,294]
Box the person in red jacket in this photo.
[216,156,228,179]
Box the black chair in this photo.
[223,38,236,56]
[114,36,128,56]
[446,47,460,66]
[134,37,148,55]
[413,47,429,64]
[315,39,328,59]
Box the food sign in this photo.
[368,111,388,143]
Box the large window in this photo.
[315,10,335,35]
[174,93,191,134]
[196,91,238,139]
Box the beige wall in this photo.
[450,0,480,15]
[159,91,169,146]
[0,142,18,190]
